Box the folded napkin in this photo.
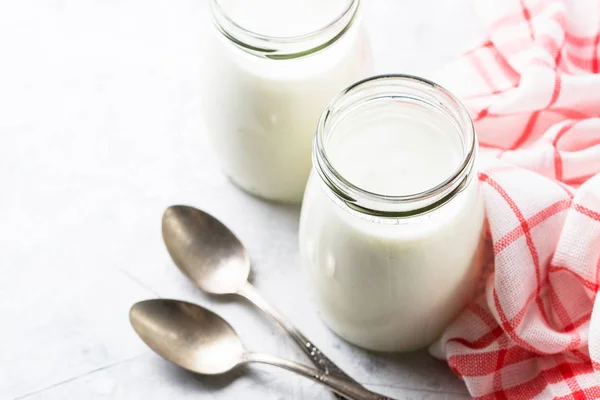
[429,0,600,398]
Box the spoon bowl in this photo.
[162,205,249,294]
[130,299,243,374]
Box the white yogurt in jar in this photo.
[202,0,372,203]
[299,76,485,352]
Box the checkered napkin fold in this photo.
[428,0,600,398]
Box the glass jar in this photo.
[299,75,485,352]
[202,0,372,203]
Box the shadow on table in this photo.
[157,356,303,396]
[157,357,242,389]
[339,345,468,395]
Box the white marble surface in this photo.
[0,1,483,399]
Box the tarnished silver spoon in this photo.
[130,299,392,400]
[161,205,361,398]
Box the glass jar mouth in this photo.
[210,0,359,59]
[314,74,477,218]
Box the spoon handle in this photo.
[244,352,394,400]
[237,283,360,389]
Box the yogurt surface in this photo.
[328,101,463,195]
[216,0,350,38]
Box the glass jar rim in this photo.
[314,74,478,218]
[209,0,360,59]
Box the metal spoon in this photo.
[161,205,360,394]
[130,299,392,400]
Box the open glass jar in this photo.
[299,75,485,352]
[202,0,372,203]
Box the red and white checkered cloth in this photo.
[429,0,600,398]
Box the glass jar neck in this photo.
[314,74,478,219]
[210,0,360,60]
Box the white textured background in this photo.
[0,1,482,399]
